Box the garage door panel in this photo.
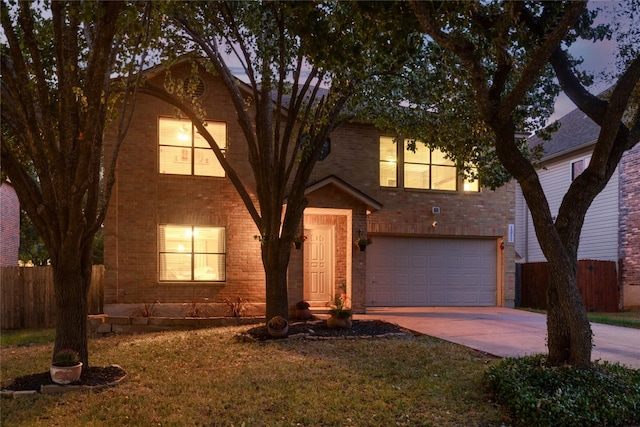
[429,290,446,305]
[393,255,409,268]
[367,236,496,307]
[409,255,428,267]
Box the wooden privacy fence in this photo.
[0,265,104,329]
[520,260,619,312]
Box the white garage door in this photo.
[367,236,496,306]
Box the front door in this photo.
[303,227,334,305]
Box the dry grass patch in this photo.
[1,326,507,426]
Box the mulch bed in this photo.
[2,365,127,392]
[3,320,411,392]
[244,319,414,341]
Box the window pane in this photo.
[432,166,457,190]
[159,225,193,252]
[194,121,226,149]
[380,137,397,162]
[464,165,480,192]
[463,178,479,192]
[380,162,397,187]
[159,146,192,175]
[194,148,224,177]
[159,253,192,281]
[404,139,430,163]
[571,160,584,181]
[405,163,430,189]
[194,227,225,252]
[431,148,454,165]
[193,254,225,281]
[159,118,192,147]
[380,137,397,187]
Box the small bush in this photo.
[52,349,80,367]
[485,354,640,427]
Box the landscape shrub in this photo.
[485,354,640,427]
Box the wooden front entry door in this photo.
[303,227,334,305]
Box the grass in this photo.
[1,326,508,427]
[520,308,640,329]
[0,328,57,347]
[586,309,640,329]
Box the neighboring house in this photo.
[0,180,20,266]
[103,62,515,317]
[515,106,640,308]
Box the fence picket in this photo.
[520,260,619,312]
[0,266,104,329]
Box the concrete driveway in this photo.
[361,307,640,369]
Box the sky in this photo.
[222,2,625,127]
[548,1,625,124]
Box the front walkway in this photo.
[360,307,640,369]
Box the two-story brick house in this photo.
[103,62,516,317]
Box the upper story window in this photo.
[159,117,226,177]
[404,139,457,190]
[158,225,226,282]
[380,136,479,192]
[379,136,398,187]
[571,156,590,181]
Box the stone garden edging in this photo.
[88,314,263,337]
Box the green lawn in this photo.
[1,326,507,427]
[587,309,640,329]
[520,308,640,329]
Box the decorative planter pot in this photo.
[267,321,289,338]
[295,308,312,320]
[357,243,367,252]
[294,242,302,250]
[50,362,83,385]
[327,315,352,329]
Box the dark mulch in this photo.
[245,319,414,341]
[2,365,126,392]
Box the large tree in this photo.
[140,1,420,321]
[399,1,639,367]
[1,1,150,366]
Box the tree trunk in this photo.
[546,256,592,367]
[263,238,292,322]
[492,119,593,367]
[52,242,93,368]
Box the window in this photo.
[571,156,590,181]
[318,138,331,161]
[404,139,457,190]
[159,117,226,177]
[380,136,479,192]
[380,136,397,187]
[158,225,226,282]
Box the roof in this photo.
[529,107,601,161]
[304,175,382,212]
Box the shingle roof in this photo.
[529,107,601,160]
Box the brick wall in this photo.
[104,65,515,313]
[104,65,265,312]
[619,143,640,307]
[310,122,516,306]
[0,182,20,266]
